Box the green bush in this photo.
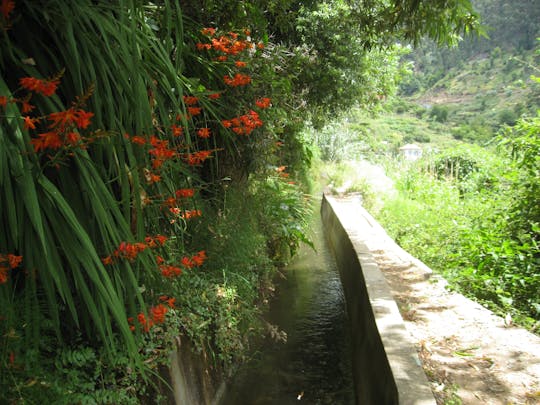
[377,140,540,326]
[429,105,449,122]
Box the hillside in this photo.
[408,48,540,132]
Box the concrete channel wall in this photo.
[321,194,436,405]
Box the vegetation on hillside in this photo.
[315,0,540,330]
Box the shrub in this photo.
[429,105,449,122]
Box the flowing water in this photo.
[220,210,355,404]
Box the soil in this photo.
[346,196,540,404]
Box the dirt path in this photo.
[338,195,540,404]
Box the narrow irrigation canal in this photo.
[221,206,355,404]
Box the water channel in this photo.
[220,206,355,404]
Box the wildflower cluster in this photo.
[0,253,22,284]
[3,73,99,155]
[223,73,252,87]
[222,110,263,135]
[101,235,167,265]
[196,29,258,60]
[128,296,176,333]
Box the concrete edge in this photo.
[321,194,436,405]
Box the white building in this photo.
[399,143,422,161]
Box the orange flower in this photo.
[196,42,212,51]
[160,264,182,278]
[201,27,216,36]
[223,73,251,87]
[19,77,59,97]
[208,92,221,100]
[145,171,161,184]
[48,108,93,130]
[192,250,207,266]
[112,241,148,261]
[145,234,168,247]
[31,131,62,152]
[235,61,247,68]
[255,97,271,109]
[197,127,211,138]
[23,116,38,130]
[0,267,8,284]
[0,95,7,107]
[150,304,168,324]
[187,106,202,116]
[175,188,195,198]
[101,256,113,265]
[225,110,263,135]
[159,295,176,308]
[130,135,147,145]
[183,95,199,105]
[184,150,213,165]
[137,313,152,332]
[171,124,183,137]
[181,209,202,219]
[65,132,81,145]
[7,254,22,269]
[181,256,194,268]
[21,101,34,113]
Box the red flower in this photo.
[145,171,161,184]
[31,131,63,152]
[160,264,182,278]
[255,98,271,109]
[23,116,37,130]
[192,250,207,266]
[0,96,7,107]
[223,73,251,87]
[101,256,113,265]
[187,106,202,116]
[0,267,8,284]
[183,95,199,105]
[150,304,168,324]
[201,27,216,36]
[208,92,221,100]
[19,77,59,97]
[159,295,176,308]
[73,110,94,129]
[137,313,152,332]
[184,150,213,166]
[130,135,147,145]
[21,101,34,114]
[65,132,81,145]
[171,124,183,137]
[7,254,22,268]
[48,108,93,131]
[175,188,195,198]
[197,127,211,138]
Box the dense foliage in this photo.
[0,0,479,402]
[377,125,540,326]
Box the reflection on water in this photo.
[220,211,354,405]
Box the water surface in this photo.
[221,210,354,404]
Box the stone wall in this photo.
[321,194,435,405]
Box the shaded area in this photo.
[220,209,354,405]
